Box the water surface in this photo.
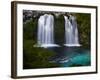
[48,47,90,67]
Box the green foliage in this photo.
[75,13,91,49]
[23,19,37,41]
[54,15,65,45]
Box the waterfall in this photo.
[34,13,80,48]
[64,15,81,47]
[37,14,59,48]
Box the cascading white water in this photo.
[37,14,59,48]
[64,15,81,47]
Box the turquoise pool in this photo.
[48,47,91,67]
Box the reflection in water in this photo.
[48,47,90,67]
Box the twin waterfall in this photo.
[36,14,80,48]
